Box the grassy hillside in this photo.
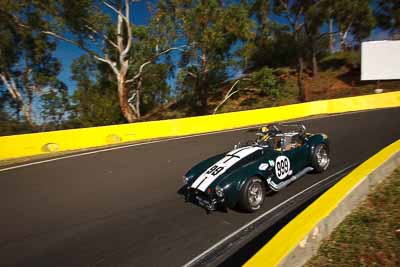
[144,58,400,121]
[305,168,400,267]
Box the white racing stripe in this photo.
[191,146,262,192]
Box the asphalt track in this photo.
[0,108,399,267]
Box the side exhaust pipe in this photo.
[268,167,314,191]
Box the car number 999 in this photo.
[275,156,290,179]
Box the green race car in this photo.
[183,124,330,212]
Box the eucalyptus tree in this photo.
[330,0,375,49]
[70,34,171,127]
[3,0,180,122]
[0,3,61,127]
[161,0,255,114]
[40,81,70,129]
[272,0,314,101]
[303,2,331,76]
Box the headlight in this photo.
[183,174,194,185]
[215,185,224,197]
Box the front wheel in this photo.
[238,177,266,212]
[311,143,330,173]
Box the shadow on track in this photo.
[218,192,324,267]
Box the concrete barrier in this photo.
[244,139,400,267]
[0,91,399,161]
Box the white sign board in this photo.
[361,40,400,80]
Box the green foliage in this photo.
[71,84,124,127]
[332,0,376,42]
[159,0,255,113]
[40,81,70,129]
[0,93,32,136]
[242,67,286,99]
[69,55,125,127]
[0,0,64,127]
[251,67,285,98]
[140,64,171,114]
[248,22,298,68]
[320,51,361,70]
[374,0,400,34]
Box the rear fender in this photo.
[306,134,329,161]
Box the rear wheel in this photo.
[311,143,330,173]
[238,177,266,212]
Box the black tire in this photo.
[238,177,266,212]
[311,143,330,173]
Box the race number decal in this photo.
[206,165,224,176]
[275,156,291,180]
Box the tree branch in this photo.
[127,61,152,83]
[187,71,198,79]
[125,45,190,84]
[213,78,250,114]
[9,13,120,77]
[317,30,339,39]
[213,80,241,114]
[128,91,137,113]
[83,23,118,49]
[40,29,118,75]
[102,1,126,19]
[0,73,18,100]
[121,0,132,59]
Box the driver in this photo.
[256,126,272,146]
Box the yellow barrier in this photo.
[244,139,400,267]
[0,91,399,161]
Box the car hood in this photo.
[189,146,263,192]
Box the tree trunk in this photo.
[339,32,346,50]
[312,50,318,77]
[199,54,208,114]
[23,90,34,127]
[329,18,334,53]
[22,106,34,127]
[297,56,306,102]
[201,86,208,113]
[0,73,34,127]
[339,24,351,51]
[136,77,142,120]
[118,78,136,122]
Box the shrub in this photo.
[251,67,285,98]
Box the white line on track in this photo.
[182,163,358,267]
[0,109,376,172]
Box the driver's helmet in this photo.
[257,126,270,142]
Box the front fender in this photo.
[220,162,269,208]
[185,153,225,183]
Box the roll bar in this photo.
[259,123,306,136]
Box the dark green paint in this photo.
[185,133,329,209]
